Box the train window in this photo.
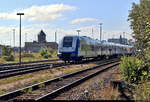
[63,37,73,47]
[91,45,94,51]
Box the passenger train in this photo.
[58,35,133,62]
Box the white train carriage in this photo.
[58,35,133,62]
[78,36,101,58]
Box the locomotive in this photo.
[58,35,133,62]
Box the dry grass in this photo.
[102,85,120,100]
[0,52,58,63]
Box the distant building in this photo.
[25,30,58,52]
[38,30,46,43]
[108,35,128,45]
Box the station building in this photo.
[25,30,58,52]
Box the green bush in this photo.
[22,53,34,58]
[120,56,149,84]
[43,53,51,59]
[39,47,53,59]
[3,55,14,61]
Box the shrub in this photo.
[120,56,149,84]
[3,55,14,61]
[39,47,54,59]
[43,53,51,59]
[39,48,47,57]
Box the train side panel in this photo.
[58,35,134,62]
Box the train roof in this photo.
[102,41,133,48]
[63,35,133,48]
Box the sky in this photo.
[0,0,140,47]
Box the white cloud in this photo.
[0,12,18,20]
[0,4,77,22]
[71,18,99,24]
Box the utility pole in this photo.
[76,30,81,36]
[25,33,27,42]
[123,32,126,45]
[17,13,24,65]
[10,33,11,46]
[99,23,103,41]
[25,33,27,53]
[123,32,125,38]
[13,29,15,48]
[92,28,94,39]
[55,31,57,43]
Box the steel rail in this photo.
[0,59,119,102]
[0,62,64,79]
[37,63,119,101]
[0,60,62,71]
[0,59,60,67]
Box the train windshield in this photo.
[63,37,73,47]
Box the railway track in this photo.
[0,58,118,79]
[0,59,92,79]
[0,59,60,71]
[0,59,120,102]
[0,59,59,66]
[0,62,65,79]
[0,59,65,79]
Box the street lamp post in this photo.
[76,30,81,36]
[17,13,24,65]
[99,23,102,41]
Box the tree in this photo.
[128,0,150,51]
[2,46,12,56]
[2,46,14,61]
[128,0,150,61]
